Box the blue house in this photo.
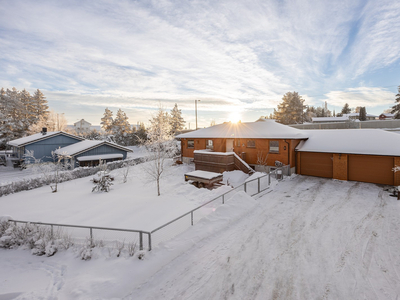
[55,140,133,168]
[7,130,84,164]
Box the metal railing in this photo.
[7,171,279,251]
[149,172,271,247]
[9,220,152,251]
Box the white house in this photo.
[74,119,92,134]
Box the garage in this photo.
[299,152,333,178]
[348,154,394,185]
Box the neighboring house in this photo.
[312,117,348,123]
[342,113,377,121]
[176,120,308,173]
[55,140,133,168]
[296,129,400,186]
[312,113,377,123]
[7,130,85,163]
[74,119,92,134]
[379,113,395,120]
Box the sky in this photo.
[1,0,400,128]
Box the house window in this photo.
[187,140,194,148]
[206,140,213,150]
[236,139,241,147]
[269,141,279,153]
[247,140,256,148]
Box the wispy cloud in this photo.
[323,87,395,108]
[0,0,399,125]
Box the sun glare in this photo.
[229,112,242,123]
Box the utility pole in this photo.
[195,100,200,130]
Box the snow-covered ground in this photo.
[1,174,400,299]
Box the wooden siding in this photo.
[297,151,400,186]
[181,138,299,167]
[25,134,82,162]
[299,152,333,178]
[333,153,348,181]
[348,154,394,185]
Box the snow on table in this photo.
[184,170,223,180]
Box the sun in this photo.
[229,112,242,123]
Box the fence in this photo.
[9,220,152,251]
[7,171,281,251]
[149,172,271,247]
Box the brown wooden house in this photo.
[176,120,308,174]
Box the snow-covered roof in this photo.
[296,129,400,156]
[55,140,133,156]
[176,120,308,139]
[7,131,84,147]
[77,153,123,161]
[380,113,394,118]
[342,113,378,118]
[312,117,348,123]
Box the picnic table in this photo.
[184,170,223,188]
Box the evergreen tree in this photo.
[391,86,400,119]
[170,103,185,135]
[359,107,367,121]
[133,122,147,145]
[274,91,306,125]
[341,103,351,115]
[101,108,114,133]
[19,89,35,129]
[0,88,26,145]
[112,109,131,145]
[32,89,49,122]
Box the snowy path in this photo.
[129,176,400,299]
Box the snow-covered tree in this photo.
[0,88,26,145]
[274,92,306,125]
[101,108,114,133]
[391,86,400,119]
[142,108,176,196]
[170,103,185,135]
[32,89,49,122]
[112,109,131,146]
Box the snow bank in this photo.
[0,216,13,222]
[223,170,249,187]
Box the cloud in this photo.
[323,87,396,107]
[0,0,399,126]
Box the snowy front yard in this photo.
[1,174,400,299]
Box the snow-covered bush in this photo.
[92,160,114,192]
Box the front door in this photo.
[226,139,234,152]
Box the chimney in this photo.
[41,127,47,135]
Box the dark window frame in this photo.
[206,139,213,150]
[187,140,194,149]
[269,140,279,153]
[247,140,256,148]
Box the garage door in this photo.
[300,152,333,178]
[348,155,394,185]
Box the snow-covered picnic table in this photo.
[184,170,223,188]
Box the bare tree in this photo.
[257,151,269,173]
[141,107,176,196]
[50,149,72,193]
